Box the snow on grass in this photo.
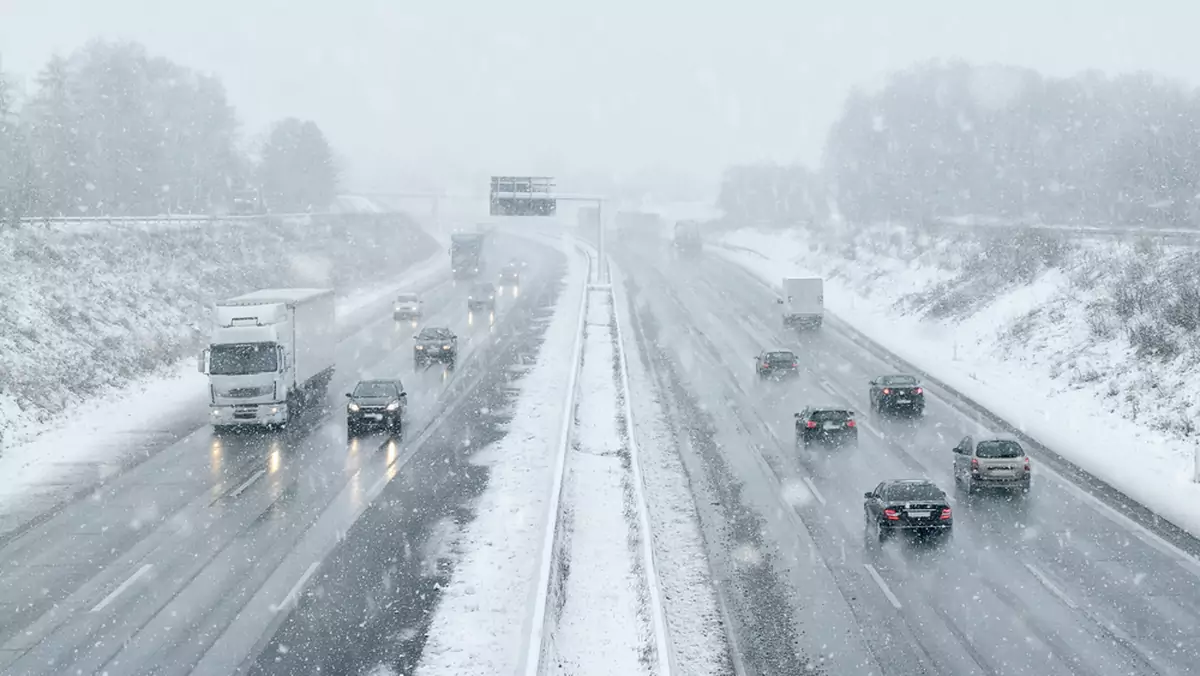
[0,213,436,449]
[713,225,1200,538]
[609,264,731,676]
[546,287,653,676]
[413,243,588,676]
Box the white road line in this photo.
[802,476,827,506]
[227,468,266,499]
[862,563,902,609]
[91,564,152,613]
[1035,463,1200,579]
[1023,563,1078,610]
[270,561,320,613]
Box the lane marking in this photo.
[226,468,266,499]
[91,564,152,613]
[270,561,320,613]
[802,476,827,506]
[1034,463,1200,579]
[1023,563,1078,610]
[863,563,902,609]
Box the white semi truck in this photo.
[201,288,336,429]
[779,277,824,329]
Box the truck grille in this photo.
[224,386,269,398]
[233,405,258,419]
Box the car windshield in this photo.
[209,343,278,376]
[809,410,851,421]
[396,294,418,303]
[767,352,795,362]
[353,382,397,398]
[881,375,918,386]
[976,440,1024,458]
[473,285,494,294]
[419,328,452,340]
[885,483,943,501]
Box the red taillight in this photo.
[805,420,817,428]
[882,388,891,395]
[884,509,900,521]
[970,457,980,473]
[915,387,923,394]
[793,361,798,368]
[846,420,856,428]
[1024,457,1031,472]
[940,508,952,520]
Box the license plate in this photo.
[897,399,911,404]
[823,422,840,430]
[367,414,383,421]
[991,469,1014,476]
[907,510,931,518]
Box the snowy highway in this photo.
[0,235,567,675]
[614,236,1200,676]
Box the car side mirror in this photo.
[345,392,353,398]
[863,492,873,499]
[400,392,407,398]
[793,413,801,419]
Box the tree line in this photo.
[720,59,1200,228]
[0,40,338,221]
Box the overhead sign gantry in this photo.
[489,176,557,216]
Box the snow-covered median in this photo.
[544,285,658,676]
[713,225,1200,538]
[413,240,588,676]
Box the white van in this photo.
[779,277,823,329]
[393,292,423,321]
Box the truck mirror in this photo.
[793,412,801,418]
[863,492,873,499]
[400,392,407,398]
[198,349,209,374]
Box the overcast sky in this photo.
[1,1,1195,193]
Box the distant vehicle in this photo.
[468,282,497,311]
[393,292,423,321]
[795,407,858,448]
[450,232,485,279]
[778,277,823,329]
[864,479,953,543]
[869,374,925,416]
[345,379,407,435]
[673,220,703,256]
[510,257,528,269]
[755,349,799,380]
[499,263,521,285]
[201,288,336,430]
[953,435,1031,494]
[414,326,458,367]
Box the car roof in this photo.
[765,349,795,354]
[976,434,1022,443]
[419,326,453,335]
[886,478,936,486]
[804,406,852,413]
[356,379,400,386]
[879,374,918,382]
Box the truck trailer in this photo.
[201,288,336,429]
[779,277,824,329]
[450,232,485,279]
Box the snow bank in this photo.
[713,225,1200,537]
[413,241,588,676]
[0,213,437,448]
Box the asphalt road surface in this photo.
[616,235,1200,676]
[0,235,566,676]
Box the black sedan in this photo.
[795,407,858,448]
[864,479,952,544]
[345,379,407,435]
[869,374,925,416]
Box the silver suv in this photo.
[952,435,1031,494]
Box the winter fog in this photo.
[4,2,1200,676]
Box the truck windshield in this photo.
[209,343,278,375]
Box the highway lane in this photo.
[0,235,564,675]
[616,239,1200,676]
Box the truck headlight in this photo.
[211,409,220,417]
[386,400,400,411]
[348,402,360,412]
[416,345,424,350]
[443,344,451,349]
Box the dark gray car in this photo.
[346,379,407,435]
[468,282,497,311]
[414,327,457,367]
